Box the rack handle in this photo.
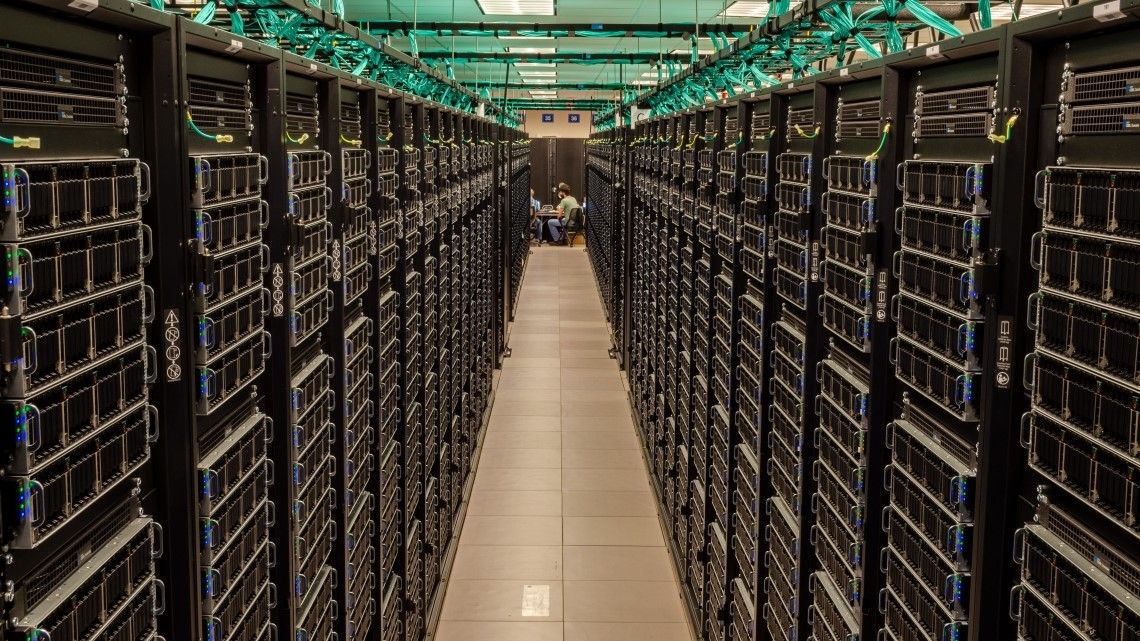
[145,346,158,384]
[1029,231,1043,271]
[1023,353,1037,391]
[1033,170,1048,209]
[13,167,32,216]
[141,224,154,265]
[198,158,213,195]
[153,578,167,615]
[139,161,153,203]
[1019,411,1034,449]
[21,325,38,375]
[28,479,45,526]
[24,403,41,453]
[258,155,270,185]
[146,404,160,443]
[150,520,164,559]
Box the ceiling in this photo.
[344,1,1061,110]
[347,1,760,100]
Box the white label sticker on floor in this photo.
[521,584,551,617]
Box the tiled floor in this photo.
[434,246,695,641]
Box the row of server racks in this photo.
[585,2,1140,641]
[0,6,534,641]
[585,137,626,363]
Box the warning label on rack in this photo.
[271,263,285,316]
[995,315,1013,389]
[163,308,181,382]
[875,269,889,322]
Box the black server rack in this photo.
[506,132,531,324]
[1009,8,1140,641]
[809,73,897,641]
[763,87,825,641]
[731,95,774,641]
[881,39,1005,641]
[0,7,165,641]
[585,130,626,364]
[0,6,523,641]
[588,8,1140,641]
[708,102,742,641]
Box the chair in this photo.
[565,206,586,247]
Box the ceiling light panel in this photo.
[521,77,555,84]
[985,3,1057,18]
[508,47,557,54]
[477,0,554,15]
[722,1,802,17]
[518,70,557,76]
[516,62,557,67]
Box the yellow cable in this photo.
[865,122,892,161]
[794,124,821,139]
[987,113,1019,144]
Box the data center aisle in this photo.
[434,246,695,641]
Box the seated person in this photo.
[545,183,579,245]
[530,188,544,242]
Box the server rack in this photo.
[809,71,898,641]
[585,130,626,363]
[589,8,1140,641]
[1,5,523,641]
[732,95,775,641]
[1009,8,1140,641]
[0,7,166,641]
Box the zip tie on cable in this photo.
[187,111,234,143]
[794,124,821,139]
[865,122,892,161]
[988,112,1019,144]
[286,131,310,145]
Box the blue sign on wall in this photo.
[568,113,581,123]
[541,113,554,123]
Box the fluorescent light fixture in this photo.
[670,40,715,56]
[516,62,556,67]
[632,80,657,86]
[477,0,554,15]
[499,35,555,41]
[529,90,557,96]
[984,3,1056,19]
[521,77,555,84]
[517,70,557,76]
[721,1,802,17]
[508,47,557,54]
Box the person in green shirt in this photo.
[546,182,579,245]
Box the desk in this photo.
[534,211,562,242]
